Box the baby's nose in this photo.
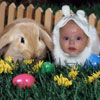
[69,39,75,44]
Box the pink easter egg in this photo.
[12,74,36,88]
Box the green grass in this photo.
[0,59,100,100]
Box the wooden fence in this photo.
[0,1,100,37]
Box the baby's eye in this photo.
[64,37,69,40]
[76,37,81,40]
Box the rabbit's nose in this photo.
[31,53,37,59]
[31,54,35,58]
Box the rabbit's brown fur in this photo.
[0,18,54,62]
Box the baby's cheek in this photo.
[61,43,68,52]
[77,43,86,53]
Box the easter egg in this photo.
[12,74,36,88]
[86,54,100,68]
[40,62,54,74]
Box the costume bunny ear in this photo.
[62,5,70,16]
[39,28,54,52]
[76,10,85,18]
[76,10,88,24]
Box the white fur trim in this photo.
[53,45,91,66]
[54,5,91,38]
[52,25,99,67]
[52,6,100,67]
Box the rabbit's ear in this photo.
[0,33,12,50]
[40,28,54,52]
[0,19,18,49]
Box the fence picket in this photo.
[35,7,43,24]
[26,4,34,19]
[44,8,53,35]
[96,20,100,37]
[54,10,63,25]
[0,1,7,35]
[88,13,96,27]
[0,2,100,38]
[7,3,16,25]
[17,4,25,19]
[70,10,73,14]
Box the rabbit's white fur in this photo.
[0,18,53,62]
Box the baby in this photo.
[52,5,100,66]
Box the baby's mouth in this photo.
[68,47,76,50]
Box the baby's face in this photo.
[60,20,89,56]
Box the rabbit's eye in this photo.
[21,37,25,43]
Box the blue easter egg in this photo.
[87,54,100,68]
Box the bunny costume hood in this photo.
[52,5,99,66]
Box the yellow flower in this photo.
[71,66,78,71]
[64,80,72,87]
[5,56,13,63]
[27,70,33,74]
[0,65,4,74]
[4,63,12,74]
[32,60,43,73]
[24,59,34,65]
[92,72,100,79]
[54,74,72,87]
[0,59,15,74]
[68,66,79,80]
[97,71,100,75]
[68,71,79,80]
[87,71,100,83]
[88,76,94,83]
[0,59,4,65]
[54,75,60,81]
[0,59,5,73]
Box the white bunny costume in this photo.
[52,5,100,66]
